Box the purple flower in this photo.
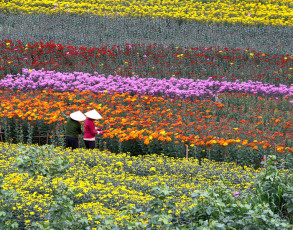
[1,68,292,100]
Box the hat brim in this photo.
[85,110,102,120]
[70,111,86,121]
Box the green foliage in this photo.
[92,215,121,230]
[2,144,293,228]
[1,13,293,56]
[0,181,20,229]
[254,155,293,222]
[32,184,90,230]
[143,186,175,228]
[179,185,291,229]
[119,185,176,229]
[14,145,70,179]
[12,145,91,229]
[95,184,292,229]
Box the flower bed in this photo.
[1,0,293,26]
[1,40,292,86]
[0,89,292,166]
[1,0,293,228]
[1,68,293,99]
[0,142,262,228]
[1,143,292,228]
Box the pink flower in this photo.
[234,191,240,197]
[247,13,251,16]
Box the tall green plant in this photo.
[13,145,90,229]
[254,155,293,222]
[0,176,20,229]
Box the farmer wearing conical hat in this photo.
[65,111,86,150]
[84,109,103,149]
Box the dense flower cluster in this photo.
[2,68,292,99]
[1,40,292,86]
[1,0,293,228]
[0,89,292,165]
[0,142,261,227]
[0,0,293,26]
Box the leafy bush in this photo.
[254,155,293,222]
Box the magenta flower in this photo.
[234,191,240,197]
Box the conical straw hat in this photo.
[70,111,86,122]
[85,109,102,120]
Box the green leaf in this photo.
[11,222,19,229]
[287,206,293,213]
[0,211,6,217]
[206,207,212,215]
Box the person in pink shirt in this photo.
[83,109,103,149]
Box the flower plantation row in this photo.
[1,0,293,26]
[1,143,291,229]
[1,40,292,86]
[1,68,293,100]
[0,89,292,166]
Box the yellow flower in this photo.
[149,167,156,172]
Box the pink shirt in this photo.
[84,118,98,140]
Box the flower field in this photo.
[0,143,292,229]
[1,41,292,86]
[1,0,293,229]
[1,0,293,26]
[0,143,258,226]
[0,88,292,166]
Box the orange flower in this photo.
[144,138,149,145]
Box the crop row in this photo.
[1,40,292,86]
[2,14,293,55]
[1,68,293,99]
[0,142,263,228]
[0,89,292,166]
[1,0,293,26]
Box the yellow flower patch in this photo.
[0,0,292,26]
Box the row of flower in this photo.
[1,0,293,26]
[1,40,292,86]
[0,89,292,166]
[2,68,293,99]
[0,142,277,228]
[1,1,293,228]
